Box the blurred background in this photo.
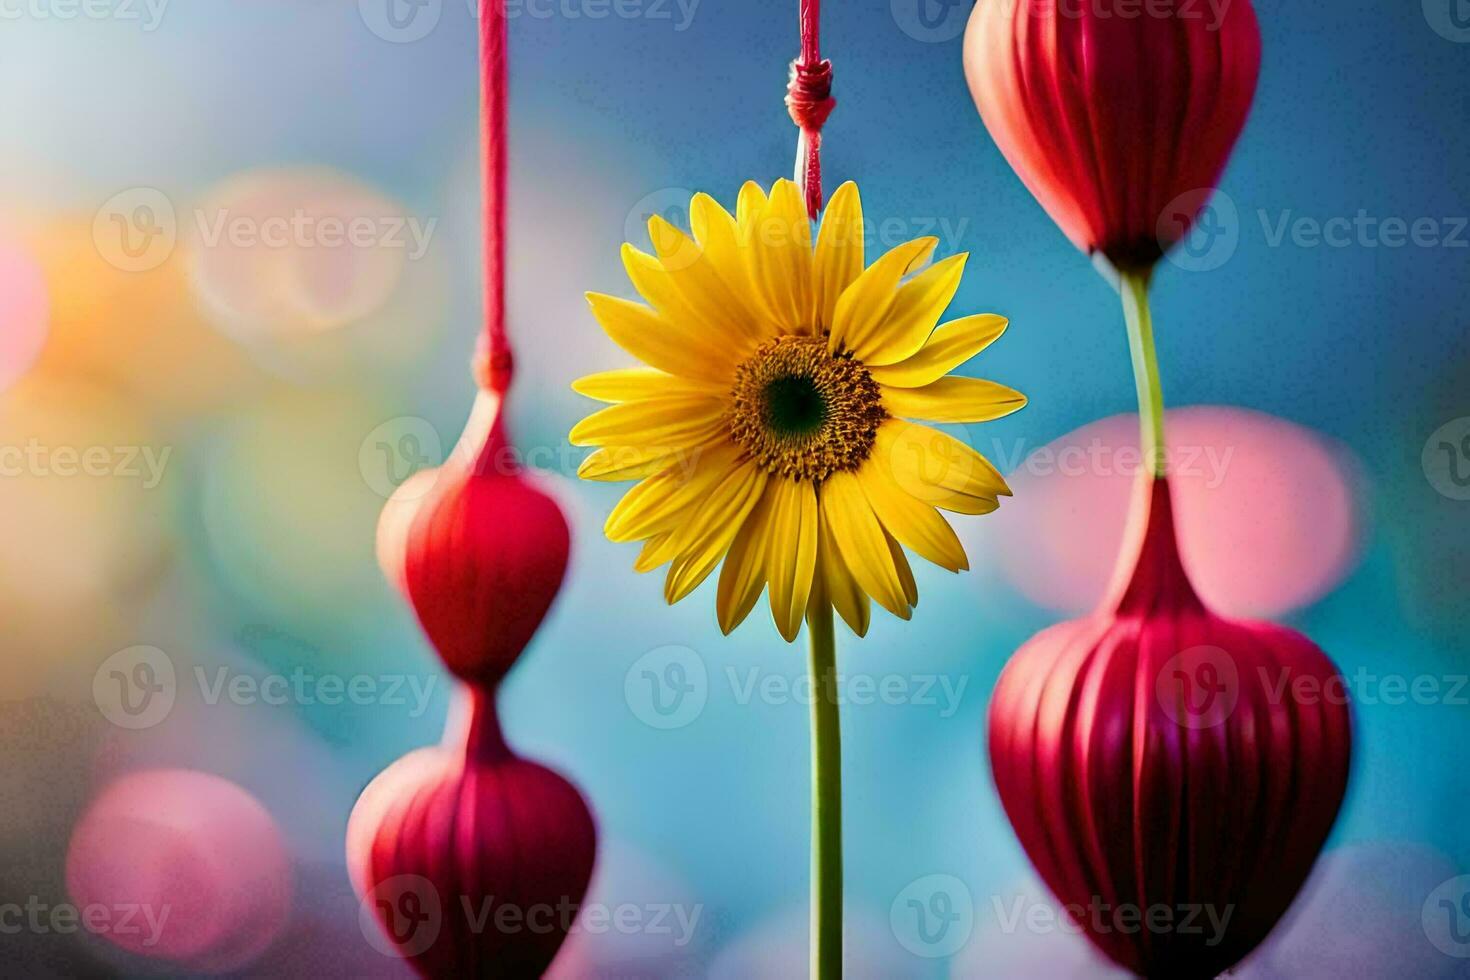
[1,0,1467,976]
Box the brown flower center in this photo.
[728,336,886,482]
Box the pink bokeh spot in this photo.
[65,769,292,974]
[989,406,1363,617]
[0,235,49,393]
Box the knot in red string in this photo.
[786,58,835,218]
[472,340,515,395]
[786,58,835,132]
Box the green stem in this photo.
[1120,268,1167,476]
[807,603,843,980]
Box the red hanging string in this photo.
[474,0,514,394]
[786,0,835,219]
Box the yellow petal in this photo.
[586,292,733,384]
[886,530,919,607]
[819,471,911,619]
[571,367,719,403]
[621,242,754,351]
[874,420,1011,514]
[828,237,937,358]
[578,443,703,482]
[604,442,741,542]
[747,179,816,335]
[634,532,674,572]
[868,314,1009,388]
[736,181,768,230]
[679,196,776,339]
[814,502,870,637]
[858,253,967,366]
[664,463,768,603]
[716,486,777,634]
[568,394,724,447]
[882,376,1028,423]
[765,479,819,642]
[813,182,863,331]
[689,193,739,261]
[855,458,969,572]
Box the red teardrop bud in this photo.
[964,0,1261,269]
[347,686,597,978]
[378,392,571,685]
[988,477,1352,979]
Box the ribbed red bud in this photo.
[347,686,597,978]
[988,477,1352,979]
[964,0,1261,269]
[377,391,571,685]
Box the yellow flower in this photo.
[571,179,1025,641]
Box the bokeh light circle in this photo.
[978,406,1364,618]
[0,234,49,394]
[189,168,412,340]
[66,769,292,973]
